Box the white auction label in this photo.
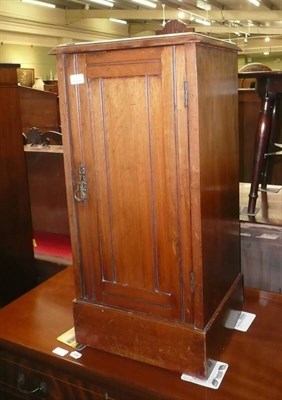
[70,74,85,85]
[52,347,69,357]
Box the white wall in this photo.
[0,43,56,81]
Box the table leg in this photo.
[248,93,275,215]
[261,97,278,190]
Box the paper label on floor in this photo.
[181,360,228,389]
[57,327,86,350]
[52,347,69,357]
[234,311,256,332]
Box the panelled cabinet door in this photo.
[65,45,194,324]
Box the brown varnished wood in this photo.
[0,64,35,306]
[238,89,261,183]
[51,34,242,377]
[19,85,65,234]
[156,20,195,35]
[25,152,69,235]
[238,89,282,186]
[51,32,239,55]
[186,42,241,329]
[19,86,60,134]
[238,72,282,215]
[0,268,281,400]
[19,84,70,250]
[74,274,242,377]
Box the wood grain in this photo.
[0,268,280,400]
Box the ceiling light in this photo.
[265,37,270,42]
[195,18,211,26]
[263,51,270,55]
[132,0,157,9]
[89,0,114,6]
[109,18,127,24]
[248,0,260,6]
[196,1,211,11]
[178,11,185,19]
[22,0,55,8]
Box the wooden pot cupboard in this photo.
[0,64,36,306]
[50,33,243,378]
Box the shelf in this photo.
[33,231,72,266]
[24,145,63,153]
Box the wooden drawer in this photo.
[0,352,114,400]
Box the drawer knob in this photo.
[17,373,47,396]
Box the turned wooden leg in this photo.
[261,97,278,190]
[248,93,275,215]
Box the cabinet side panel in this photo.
[187,45,241,328]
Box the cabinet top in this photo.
[50,32,239,56]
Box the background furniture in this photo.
[0,64,36,306]
[0,267,281,400]
[51,33,242,378]
[238,62,272,89]
[19,85,71,272]
[238,71,282,215]
[240,182,282,294]
[238,88,282,184]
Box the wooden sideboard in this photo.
[0,267,281,400]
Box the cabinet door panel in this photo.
[66,47,191,321]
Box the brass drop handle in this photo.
[17,373,47,395]
[74,165,88,202]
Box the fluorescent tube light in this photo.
[22,0,55,7]
[196,1,211,11]
[109,18,127,24]
[89,0,114,6]
[132,0,157,9]
[195,18,211,26]
[248,0,260,6]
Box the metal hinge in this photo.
[184,81,188,107]
[74,165,88,202]
[190,272,195,294]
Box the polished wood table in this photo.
[238,71,282,216]
[0,267,281,399]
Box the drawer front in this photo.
[0,353,113,400]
